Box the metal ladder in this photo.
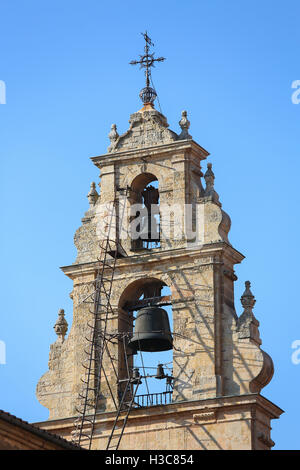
[106,378,140,451]
[72,189,128,449]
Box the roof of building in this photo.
[0,409,82,450]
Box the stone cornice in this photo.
[91,139,209,169]
[34,393,283,433]
[60,242,245,279]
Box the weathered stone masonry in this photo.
[36,104,283,450]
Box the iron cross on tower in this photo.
[130,32,165,105]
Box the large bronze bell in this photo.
[128,306,173,352]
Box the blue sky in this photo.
[0,0,299,450]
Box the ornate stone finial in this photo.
[241,281,256,312]
[237,281,261,345]
[108,123,119,152]
[204,163,220,205]
[178,110,192,140]
[108,123,119,142]
[87,182,99,207]
[204,163,215,192]
[54,309,68,342]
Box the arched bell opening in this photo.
[118,278,173,407]
[129,172,161,251]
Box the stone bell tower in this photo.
[35,35,283,450]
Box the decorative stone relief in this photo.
[74,223,99,264]
[107,108,178,152]
[193,409,217,422]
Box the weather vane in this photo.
[130,31,165,105]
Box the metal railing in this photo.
[134,391,173,408]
